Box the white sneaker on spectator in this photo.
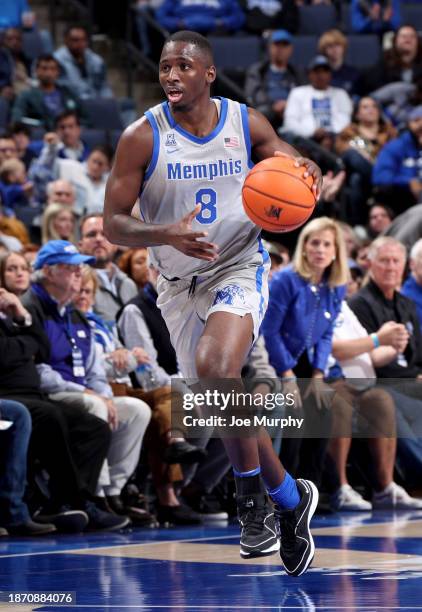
[373,482,422,510]
[331,484,372,511]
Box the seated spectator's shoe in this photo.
[163,441,207,464]
[0,527,8,536]
[156,503,202,526]
[373,482,422,510]
[187,493,229,520]
[331,484,372,511]
[238,493,279,559]
[34,505,88,533]
[6,520,56,536]
[107,495,156,526]
[84,501,130,532]
[275,479,319,577]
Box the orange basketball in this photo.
[242,156,316,232]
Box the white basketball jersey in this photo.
[140,97,262,280]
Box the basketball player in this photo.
[104,31,322,576]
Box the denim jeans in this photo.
[0,399,31,526]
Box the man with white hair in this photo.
[349,236,422,380]
[402,238,422,331]
[46,179,76,207]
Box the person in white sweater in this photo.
[283,55,353,142]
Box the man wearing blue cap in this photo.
[245,30,300,130]
[23,240,152,526]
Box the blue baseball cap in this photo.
[270,30,293,44]
[34,240,95,270]
[308,55,331,71]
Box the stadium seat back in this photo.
[0,98,10,129]
[82,128,107,149]
[22,29,53,60]
[81,98,124,130]
[298,4,338,35]
[291,36,318,68]
[208,36,262,70]
[401,4,422,30]
[345,34,381,68]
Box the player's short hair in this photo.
[164,30,214,65]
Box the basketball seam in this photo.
[243,200,311,229]
[242,185,314,209]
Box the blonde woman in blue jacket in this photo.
[262,217,348,486]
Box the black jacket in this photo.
[239,0,299,34]
[348,279,422,378]
[0,312,50,394]
[244,60,300,126]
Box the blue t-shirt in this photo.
[43,90,64,118]
[266,67,294,103]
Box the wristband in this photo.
[370,333,380,348]
[280,375,297,382]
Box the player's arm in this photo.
[103,120,218,261]
[248,107,323,199]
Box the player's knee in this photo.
[196,351,242,379]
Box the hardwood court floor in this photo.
[1,510,422,610]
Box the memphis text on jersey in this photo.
[167,158,242,181]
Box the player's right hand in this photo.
[165,205,219,261]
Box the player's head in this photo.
[159,30,216,111]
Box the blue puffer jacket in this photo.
[262,267,346,375]
[156,0,245,33]
[351,0,400,34]
[372,130,422,188]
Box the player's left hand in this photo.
[274,151,323,200]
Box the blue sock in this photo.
[267,472,300,510]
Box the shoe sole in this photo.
[240,539,280,558]
[284,479,319,577]
[36,511,89,534]
[85,517,131,533]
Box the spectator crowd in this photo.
[2,0,422,538]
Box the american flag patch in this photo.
[224,136,239,147]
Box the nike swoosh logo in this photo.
[166,148,182,154]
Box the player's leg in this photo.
[196,310,279,558]
[196,311,318,574]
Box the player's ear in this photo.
[206,65,216,85]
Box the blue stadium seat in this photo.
[0,98,10,129]
[291,36,318,68]
[345,34,381,68]
[81,98,124,130]
[22,29,53,60]
[109,129,122,150]
[208,36,262,71]
[340,3,352,33]
[298,4,338,35]
[401,4,422,30]
[82,128,107,149]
